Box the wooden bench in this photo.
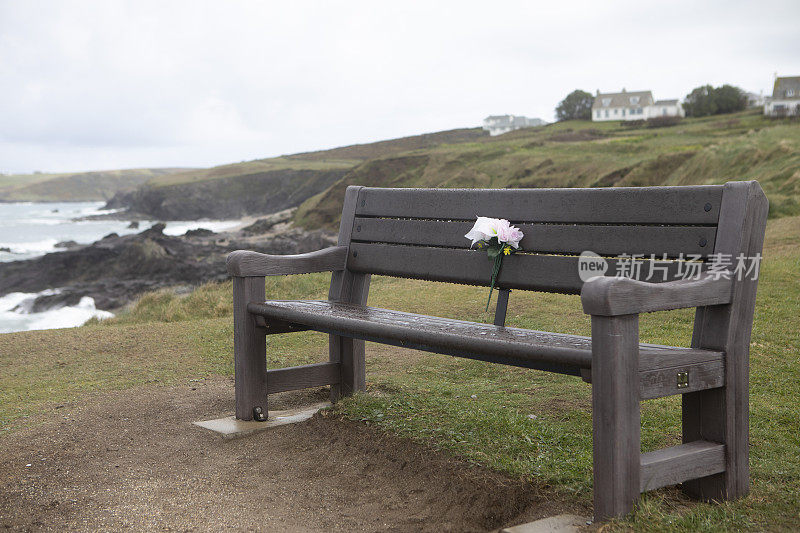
[226,181,768,521]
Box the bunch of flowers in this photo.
[465,217,524,311]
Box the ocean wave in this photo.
[163,220,240,236]
[0,238,59,255]
[0,290,113,334]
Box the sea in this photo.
[0,201,240,334]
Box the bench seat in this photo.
[248,300,724,382]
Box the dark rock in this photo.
[0,247,11,253]
[184,228,214,237]
[55,240,79,249]
[0,224,337,311]
[127,221,139,229]
[241,208,296,235]
[102,233,119,240]
[143,223,166,236]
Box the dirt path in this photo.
[0,378,584,531]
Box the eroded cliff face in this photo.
[106,168,348,220]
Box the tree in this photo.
[713,84,747,114]
[683,85,717,117]
[556,90,594,121]
[683,84,747,117]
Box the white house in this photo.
[592,90,684,122]
[764,76,800,117]
[482,115,546,136]
[745,91,765,108]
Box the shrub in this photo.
[646,115,682,128]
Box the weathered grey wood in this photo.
[581,273,733,316]
[494,289,510,326]
[355,186,722,224]
[640,441,726,492]
[348,243,701,294]
[255,316,311,333]
[249,299,724,374]
[266,362,341,394]
[250,300,591,369]
[226,247,348,277]
[591,314,640,521]
[224,181,764,520]
[683,180,768,501]
[233,276,267,421]
[329,186,371,401]
[639,360,725,400]
[353,218,717,257]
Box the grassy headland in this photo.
[295,110,800,229]
[0,168,188,202]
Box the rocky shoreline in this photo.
[0,212,336,314]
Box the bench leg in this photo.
[681,354,749,500]
[233,276,267,420]
[683,304,752,501]
[329,335,366,401]
[591,314,641,521]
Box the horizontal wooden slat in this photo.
[353,218,716,257]
[266,362,340,394]
[640,441,726,492]
[249,300,724,377]
[347,243,705,294]
[355,186,722,225]
[639,360,725,400]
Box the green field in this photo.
[2,214,799,531]
[0,168,188,202]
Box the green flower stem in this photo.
[485,252,503,311]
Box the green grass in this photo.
[0,168,187,201]
[3,216,799,530]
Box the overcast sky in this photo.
[1,0,798,174]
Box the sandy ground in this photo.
[0,377,586,532]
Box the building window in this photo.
[630,96,640,104]
[605,109,609,117]
[788,89,795,97]
[614,109,618,115]
[663,108,667,115]
[622,108,626,116]
[602,98,611,107]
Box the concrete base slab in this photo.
[193,402,330,439]
[501,514,589,533]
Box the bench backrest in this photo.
[338,185,735,294]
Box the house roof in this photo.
[654,99,679,105]
[772,76,800,100]
[592,91,654,109]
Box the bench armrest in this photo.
[581,273,734,316]
[226,246,348,277]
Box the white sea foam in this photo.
[0,238,59,255]
[0,290,113,334]
[163,220,240,236]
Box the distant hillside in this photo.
[295,110,800,229]
[108,128,490,219]
[0,168,188,202]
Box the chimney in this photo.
[622,87,626,93]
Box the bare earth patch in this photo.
[0,377,585,532]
